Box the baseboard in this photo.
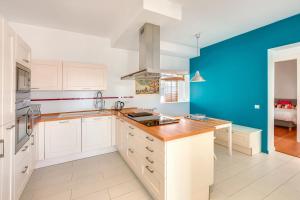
[35,146,117,168]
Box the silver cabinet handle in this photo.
[0,140,4,158]
[128,148,134,154]
[23,59,29,63]
[6,125,15,130]
[31,135,35,146]
[145,166,154,173]
[22,166,29,174]
[145,146,154,153]
[129,132,134,137]
[22,146,28,152]
[59,120,69,123]
[129,126,134,130]
[146,136,154,142]
[146,156,154,164]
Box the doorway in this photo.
[274,59,299,157]
[268,42,300,156]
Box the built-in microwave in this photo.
[16,63,31,93]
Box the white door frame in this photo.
[268,42,300,153]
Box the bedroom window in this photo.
[160,75,190,103]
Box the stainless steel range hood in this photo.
[121,23,185,80]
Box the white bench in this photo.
[215,124,261,155]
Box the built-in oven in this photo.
[15,105,33,153]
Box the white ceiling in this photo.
[0,0,300,49]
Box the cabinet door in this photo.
[115,118,122,151]
[15,36,31,68]
[0,126,4,200]
[30,125,38,171]
[45,119,81,159]
[15,140,31,200]
[0,123,15,200]
[2,23,16,126]
[63,62,107,90]
[82,116,112,152]
[31,60,63,90]
[0,17,3,128]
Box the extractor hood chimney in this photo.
[121,23,186,80]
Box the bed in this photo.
[274,99,297,131]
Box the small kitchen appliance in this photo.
[114,101,125,111]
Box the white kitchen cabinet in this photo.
[14,140,31,200]
[0,16,3,128]
[45,119,81,159]
[116,118,127,159]
[0,122,15,200]
[116,118,214,200]
[15,35,31,69]
[31,60,63,91]
[2,22,16,126]
[63,62,107,90]
[82,116,112,152]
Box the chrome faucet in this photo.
[95,91,105,111]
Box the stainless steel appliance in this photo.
[16,63,31,92]
[127,113,180,127]
[15,64,33,153]
[114,101,125,111]
[121,23,187,80]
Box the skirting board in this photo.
[35,146,117,168]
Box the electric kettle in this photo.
[114,101,125,111]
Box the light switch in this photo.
[254,105,260,109]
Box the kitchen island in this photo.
[34,109,218,200]
[115,110,215,200]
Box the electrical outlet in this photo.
[254,105,260,110]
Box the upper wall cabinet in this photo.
[15,36,31,68]
[63,62,107,91]
[31,60,63,91]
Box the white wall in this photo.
[10,22,190,116]
[275,59,297,99]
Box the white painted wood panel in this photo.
[63,62,107,90]
[82,116,112,152]
[2,22,16,126]
[15,36,31,69]
[31,60,63,90]
[45,119,81,159]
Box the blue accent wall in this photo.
[190,14,300,153]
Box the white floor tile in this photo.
[21,145,300,200]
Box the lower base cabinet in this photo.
[45,119,81,159]
[116,118,214,200]
[15,140,32,200]
[82,116,112,152]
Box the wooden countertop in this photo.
[35,109,231,142]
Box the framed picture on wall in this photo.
[135,79,159,94]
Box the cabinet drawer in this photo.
[142,155,164,177]
[141,132,164,151]
[15,142,32,200]
[15,141,31,167]
[127,144,141,176]
[142,164,164,200]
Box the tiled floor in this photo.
[21,145,300,200]
[274,126,300,158]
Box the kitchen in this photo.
[1,1,300,200]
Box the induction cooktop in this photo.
[127,115,180,127]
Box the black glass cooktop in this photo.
[127,115,180,127]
